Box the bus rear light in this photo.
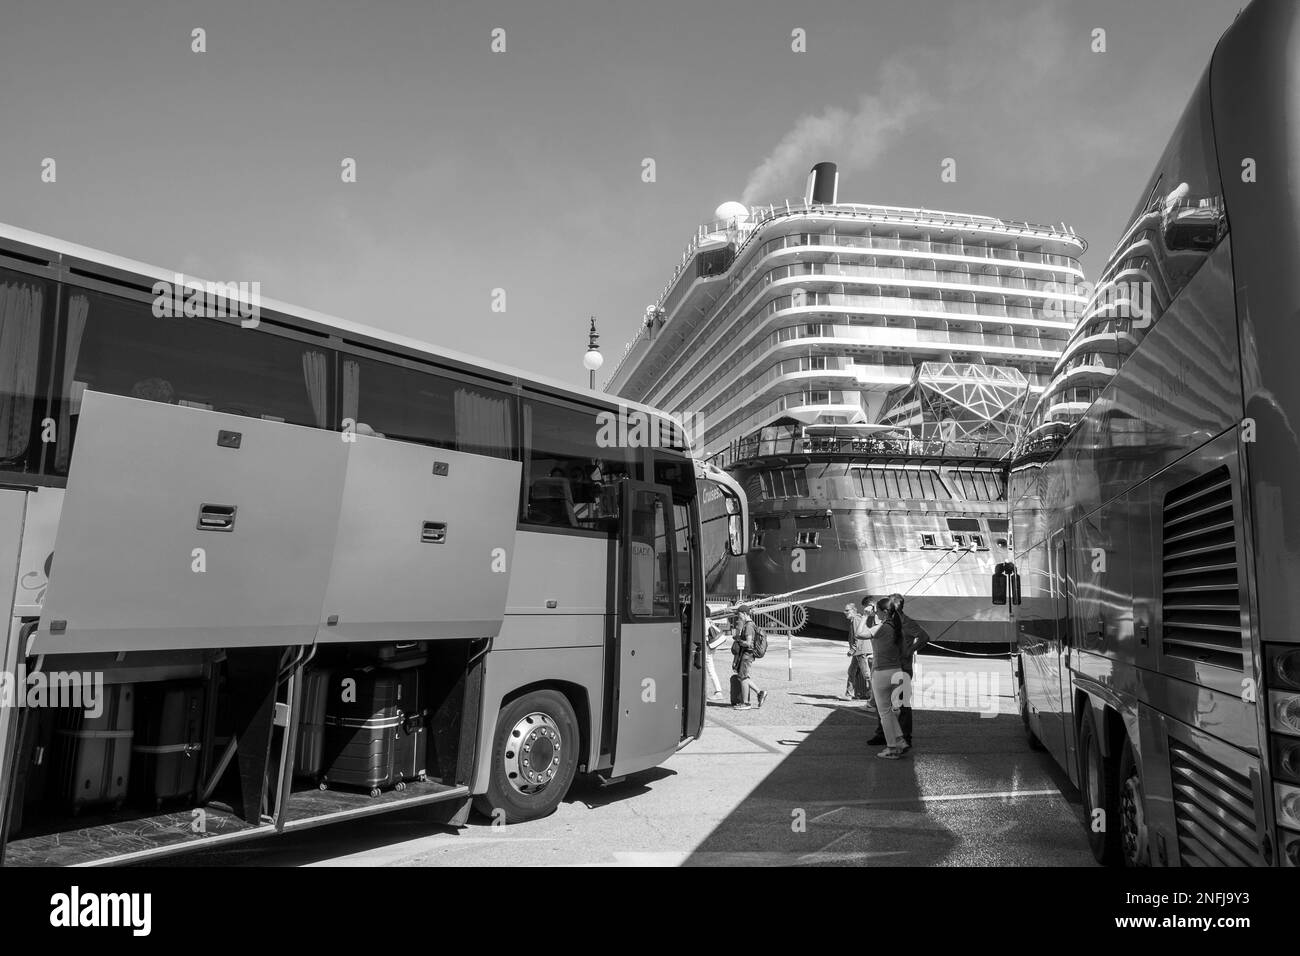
[1270,691,1300,737]
[1277,783,1300,831]
[1274,736,1300,784]
[1268,645,1300,692]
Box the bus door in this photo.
[674,497,706,741]
[1041,530,1073,768]
[612,481,686,776]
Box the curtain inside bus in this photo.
[0,274,44,472]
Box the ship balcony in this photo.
[652,318,1064,416]
[1049,365,1114,392]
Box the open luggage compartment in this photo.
[1,639,483,866]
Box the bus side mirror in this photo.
[727,514,743,555]
[724,493,745,556]
[992,563,1021,606]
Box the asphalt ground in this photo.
[174,637,1096,866]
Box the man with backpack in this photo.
[730,608,769,710]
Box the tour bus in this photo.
[0,222,748,866]
[997,0,1299,867]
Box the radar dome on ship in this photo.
[715,201,750,223]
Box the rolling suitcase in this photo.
[729,673,744,705]
[321,668,428,796]
[374,642,427,669]
[10,708,55,835]
[130,682,206,810]
[55,683,134,813]
[294,668,332,781]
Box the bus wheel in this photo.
[1018,672,1045,752]
[1079,713,1120,865]
[1118,743,1149,867]
[473,690,579,824]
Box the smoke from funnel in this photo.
[804,162,839,204]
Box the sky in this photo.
[0,0,1246,389]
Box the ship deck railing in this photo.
[707,436,1016,469]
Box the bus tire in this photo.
[473,689,580,824]
[1079,712,1120,865]
[1018,670,1045,752]
[1117,741,1149,867]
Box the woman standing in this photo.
[849,597,909,759]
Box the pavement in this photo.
[175,637,1096,866]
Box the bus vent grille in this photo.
[1161,466,1242,670]
[1169,740,1262,866]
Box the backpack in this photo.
[748,622,768,659]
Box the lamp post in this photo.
[583,316,603,390]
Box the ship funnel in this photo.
[804,161,839,204]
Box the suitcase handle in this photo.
[399,710,426,735]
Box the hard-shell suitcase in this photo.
[374,642,427,669]
[10,708,55,835]
[294,668,332,780]
[55,683,134,813]
[321,668,428,796]
[729,673,744,706]
[130,682,206,810]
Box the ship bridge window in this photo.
[921,533,938,549]
[795,531,822,548]
[756,516,783,531]
[952,533,967,548]
[946,518,981,532]
[761,467,809,499]
[970,533,987,550]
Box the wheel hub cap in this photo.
[503,712,563,795]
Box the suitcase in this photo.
[130,682,206,810]
[10,709,55,835]
[373,642,427,669]
[55,683,134,813]
[729,673,744,706]
[294,668,332,780]
[322,668,428,796]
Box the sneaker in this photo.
[709,692,724,701]
[733,703,753,710]
[876,748,903,760]
[757,690,768,709]
[867,734,886,746]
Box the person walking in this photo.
[848,597,908,758]
[842,599,876,708]
[730,608,768,710]
[867,593,931,747]
[705,617,728,701]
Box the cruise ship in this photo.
[606,163,1087,643]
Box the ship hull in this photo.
[731,455,1014,646]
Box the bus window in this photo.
[49,288,328,474]
[342,355,515,458]
[520,397,639,532]
[628,489,673,618]
[0,268,50,477]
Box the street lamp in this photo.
[583,316,603,389]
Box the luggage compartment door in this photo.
[31,392,348,654]
[315,434,520,643]
[611,482,685,777]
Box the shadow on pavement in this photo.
[684,706,1090,866]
